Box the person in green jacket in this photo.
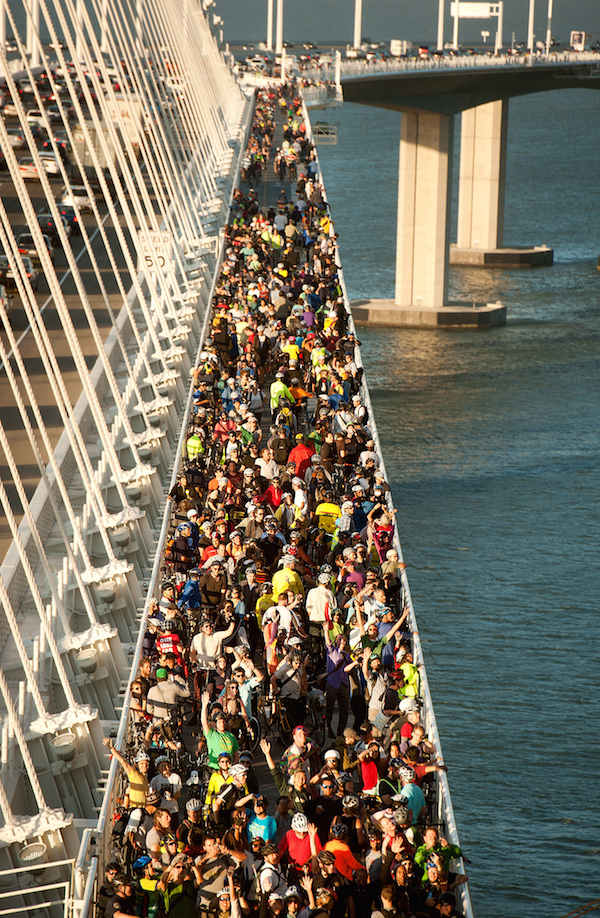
[269,373,294,421]
[414,826,463,883]
[260,739,310,814]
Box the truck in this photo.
[570,31,597,51]
[390,39,413,57]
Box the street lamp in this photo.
[545,0,553,58]
[527,0,535,56]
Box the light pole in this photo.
[266,0,273,52]
[453,0,461,51]
[437,0,445,51]
[275,0,283,55]
[353,0,362,51]
[545,0,553,58]
[527,0,535,57]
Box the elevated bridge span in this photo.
[303,52,600,323]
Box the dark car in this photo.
[0,254,39,291]
[55,203,81,234]
[42,131,71,159]
[36,210,72,245]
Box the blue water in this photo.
[315,89,600,917]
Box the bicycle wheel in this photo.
[311,706,326,748]
[277,708,293,748]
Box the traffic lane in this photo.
[0,189,134,564]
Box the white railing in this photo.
[300,49,600,83]
[303,101,474,918]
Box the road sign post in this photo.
[137,230,173,274]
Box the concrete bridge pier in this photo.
[395,112,453,310]
[451,100,553,267]
[353,111,506,328]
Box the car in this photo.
[18,156,40,179]
[42,131,71,158]
[6,127,26,148]
[60,184,95,212]
[38,152,62,175]
[0,284,13,322]
[55,203,81,234]
[36,210,72,245]
[16,232,53,266]
[47,103,74,122]
[25,108,46,128]
[0,254,39,291]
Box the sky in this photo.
[212,0,600,48]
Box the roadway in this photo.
[0,154,135,565]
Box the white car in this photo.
[25,108,46,128]
[39,153,62,175]
[18,156,39,179]
[60,184,95,213]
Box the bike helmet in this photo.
[261,582,273,595]
[388,757,402,770]
[319,563,333,575]
[155,755,170,767]
[135,751,151,764]
[330,823,348,840]
[291,812,309,832]
[399,764,416,783]
[342,795,359,810]
[229,763,248,777]
[188,568,201,577]
[394,805,410,827]
[318,573,331,585]
[285,887,301,901]
[186,798,203,811]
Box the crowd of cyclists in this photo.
[99,85,468,918]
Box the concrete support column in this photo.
[451,99,552,267]
[457,99,507,251]
[395,112,454,309]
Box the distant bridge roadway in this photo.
[301,51,600,113]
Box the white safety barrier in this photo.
[0,0,252,904]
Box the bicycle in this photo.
[305,685,326,748]
[256,693,293,747]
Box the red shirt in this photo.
[278,829,321,866]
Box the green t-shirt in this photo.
[204,728,239,769]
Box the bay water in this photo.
[315,89,600,917]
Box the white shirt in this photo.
[306,585,336,624]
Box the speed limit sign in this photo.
[137,230,173,273]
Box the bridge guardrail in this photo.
[298,49,600,84]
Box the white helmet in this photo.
[186,797,202,811]
[291,812,309,832]
[399,764,416,783]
